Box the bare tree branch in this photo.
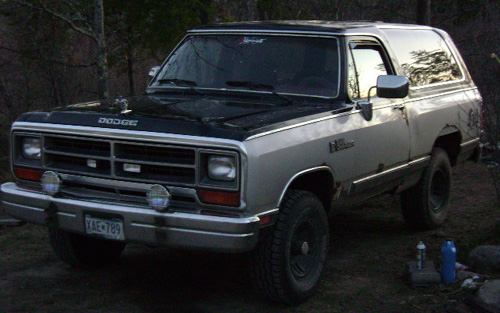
[17,0,99,42]
[0,45,97,68]
[37,0,96,40]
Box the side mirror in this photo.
[148,66,161,78]
[377,75,409,99]
[356,75,408,122]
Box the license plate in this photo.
[84,215,125,241]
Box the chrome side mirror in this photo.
[356,75,408,122]
[148,66,161,78]
[377,75,409,99]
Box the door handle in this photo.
[394,104,408,121]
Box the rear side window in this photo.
[383,29,463,87]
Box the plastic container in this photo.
[416,241,426,270]
[441,239,457,284]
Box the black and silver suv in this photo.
[1,21,482,304]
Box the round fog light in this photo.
[147,185,171,211]
[41,171,61,196]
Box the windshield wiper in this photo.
[208,108,276,125]
[158,78,198,87]
[225,81,293,106]
[157,78,204,96]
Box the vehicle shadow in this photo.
[97,246,275,312]
[89,197,411,312]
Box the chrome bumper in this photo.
[0,182,260,252]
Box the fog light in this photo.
[147,185,171,211]
[41,171,61,196]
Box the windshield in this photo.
[153,34,340,98]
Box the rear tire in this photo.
[401,148,452,230]
[49,228,126,267]
[250,190,329,305]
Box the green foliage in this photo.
[257,0,317,20]
[255,0,344,20]
[1,2,73,63]
[105,0,214,60]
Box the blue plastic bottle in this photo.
[441,239,457,284]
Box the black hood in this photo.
[16,94,346,141]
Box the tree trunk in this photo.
[417,0,431,25]
[0,76,14,123]
[94,0,109,99]
[126,48,135,96]
[199,0,212,24]
[247,0,258,20]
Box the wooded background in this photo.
[0,0,498,177]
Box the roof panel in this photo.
[190,20,433,35]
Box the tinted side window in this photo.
[383,29,463,87]
[348,43,389,99]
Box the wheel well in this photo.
[433,131,461,166]
[286,170,334,212]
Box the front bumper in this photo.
[0,182,260,252]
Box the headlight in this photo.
[208,156,236,181]
[22,137,41,159]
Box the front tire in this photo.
[49,228,126,267]
[401,148,452,230]
[250,190,329,305]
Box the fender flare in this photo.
[277,166,335,208]
[433,126,462,166]
[437,125,460,138]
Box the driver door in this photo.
[347,39,411,195]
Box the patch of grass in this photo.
[0,224,55,277]
[0,159,12,184]
[0,224,48,250]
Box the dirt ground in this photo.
[0,162,499,313]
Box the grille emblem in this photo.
[87,159,97,168]
[98,117,138,126]
[123,163,141,173]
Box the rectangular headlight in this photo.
[208,155,236,181]
[22,137,41,159]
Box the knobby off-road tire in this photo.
[401,147,452,230]
[250,190,329,305]
[49,228,126,267]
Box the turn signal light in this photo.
[259,216,271,225]
[13,167,43,181]
[197,189,240,207]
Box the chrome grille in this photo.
[45,136,111,157]
[115,143,195,165]
[42,134,197,186]
[61,179,197,211]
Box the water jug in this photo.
[441,239,456,284]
